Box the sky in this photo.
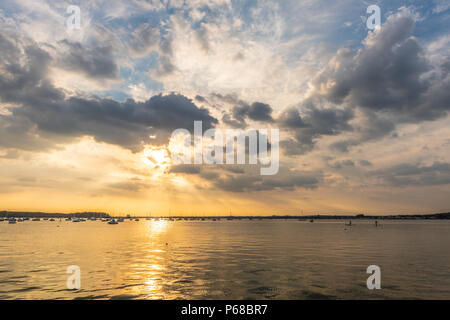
[0,0,449,216]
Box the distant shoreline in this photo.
[1,211,449,220]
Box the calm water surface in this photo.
[0,219,449,299]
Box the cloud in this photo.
[57,40,119,80]
[0,149,21,159]
[127,23,161,56]
[332,160,355,169]
[169,164,202,174]
[372,162,450,187]
[6,93,217,152]
[280,10,450,154]
[156,55,176,76]
[0,34,217,152]
[213,170,320,192]
[195,25,210,53]
[278,101,354,155]
[102,178,154,197]
[358,159,372,167]
[195,95,207,102]
[311,10,449,121]
[330,110,395,152]
[220,98,275,128]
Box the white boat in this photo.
[8,218,17,224]
[108,219,118,225]
[72,218,80,222]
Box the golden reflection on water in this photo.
[1,220,450,299]
[122,220,171,299]
[147,220,169,238]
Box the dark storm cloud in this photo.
[311,15,430,115]
[0,35,61,105]
[5,93,217,152]
[278,102,354,155]
[172,165,322,193]
[220,99,275,128]
[310,12,449,126]
[243,102,275,122]
[222,113,247,128]
[372,162,450,187]
[164,162,320,193]
[282,12,450,155]
[58,40,119,80]
[213,170,320,192]
[330,110,395,152]
[211,93,274,126]
[0,35,217,152]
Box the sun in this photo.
[142,147,171,168]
